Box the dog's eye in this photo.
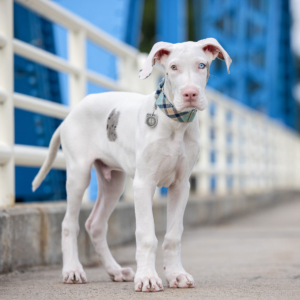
[199,63,206,69]
[171,65,177,70]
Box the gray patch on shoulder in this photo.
[106,109,120,141]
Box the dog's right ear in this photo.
[198,38,232,74]
[139,42,173,79]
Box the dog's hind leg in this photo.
[85,160,135,282]
[62,160,92,284]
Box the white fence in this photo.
[0,0,299,206]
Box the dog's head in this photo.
[139,38,232,112]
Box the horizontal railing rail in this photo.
[13,38,79,75]
[0,0,299,206]
[14,145,65,169]
[13,93,70,119]
[15,0,138,59]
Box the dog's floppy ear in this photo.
[198,38,232,74]
[139,42,173,79]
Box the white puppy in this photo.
[32,38,231,292]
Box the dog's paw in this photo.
[63,269,87,284]
[109,267,135,282]
[167,273,195,288]
[135,276,164,292]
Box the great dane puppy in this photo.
[32,38,231,292]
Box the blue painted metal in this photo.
[125,0,145,47]
[156,0,187,43]
[54,0,145,83]
[14,3,66,202]
[155,0,188,197]
[192,0,297,194]
[53,0,145,200]
[194,0,297,128]
[12,1,146,202]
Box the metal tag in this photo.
[145,113,158,127]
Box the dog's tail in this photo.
[32,125,61,192]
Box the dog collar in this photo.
[154,78,197,123]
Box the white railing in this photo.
[193,90,300,197]
[0,0,300,206]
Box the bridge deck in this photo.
[1,198,300,299]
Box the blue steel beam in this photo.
[194,0,297,128]
[125,0,145,47]
[14,3,66,202]
[15,1,146,201]
[155,0,188,197]
[54,0,146,201]
[156,0,187,43]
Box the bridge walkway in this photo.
[0,197,299,299]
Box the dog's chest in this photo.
[168,136,184,157]
[156,134,188,187]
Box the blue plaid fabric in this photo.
[155,78,197,123]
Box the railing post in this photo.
[243,116,252,193]
[231,110,240,194]
[0,0,14,206]
[119,53,161,95]
[119,56,139,92]
[269,125,276,190]
[262,121,270,192]
[68,29,88,201]
[296,139,300,188]
[215,105,227,195]
[119,53,163,95]
[68,29,86,107]
[197,109,210,197]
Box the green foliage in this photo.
[139,0,156,53]
[139,0,198,52]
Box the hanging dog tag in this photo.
[145,113,158,127]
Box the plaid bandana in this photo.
[154,78,197,123]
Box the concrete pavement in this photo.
[0,198,300,299]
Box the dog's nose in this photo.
[182,87,198,101]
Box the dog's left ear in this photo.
[198,38,232,74]
[139,42,173,79]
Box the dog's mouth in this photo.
[176,99,207,112]
[181,100,199,109]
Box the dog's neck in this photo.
[154,77,197,124]
[163,77,174,104]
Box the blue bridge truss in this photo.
[193,0,297,128]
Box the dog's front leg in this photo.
[133,177,163,292]
[163,180,195,288]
